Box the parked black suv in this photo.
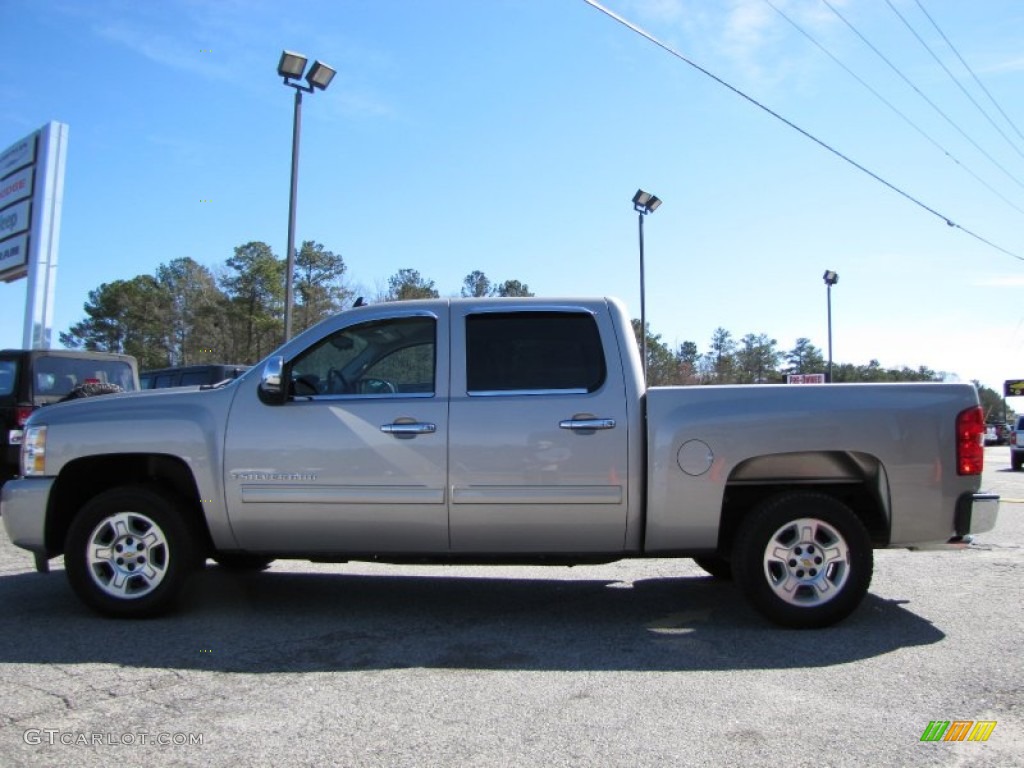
[1,349,139,485]
[140,364,247,390]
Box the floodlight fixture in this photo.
[823,270,839,286]
[633,189,662,215]
[278,50,307,80]
[305,60,337,90]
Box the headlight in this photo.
[21,426,47,476]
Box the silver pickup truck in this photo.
[1,297,999,627]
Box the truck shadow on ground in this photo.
[0,563,944,673]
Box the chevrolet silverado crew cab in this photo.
[0,298,999,628]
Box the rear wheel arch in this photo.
[714,451,891,558]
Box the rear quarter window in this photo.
[0,360,16,396]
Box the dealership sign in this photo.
[0,122,69,348]
[787,374,826,384]
[0,134,36,177]
[0,232,28,274]
[0,198,30,239]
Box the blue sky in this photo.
[2,0,1023,392]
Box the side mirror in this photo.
[258,356,285,404]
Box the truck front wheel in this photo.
[64,486,202,618]
[733,493,872,629]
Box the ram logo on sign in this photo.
[1004,380,1024,397]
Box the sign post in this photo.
[0,121,69,349]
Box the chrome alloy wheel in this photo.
[762,517,850,607]
[85,511,170,599]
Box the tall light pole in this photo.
[278,50,336,343]
[823,270,839,382]
[632,189,661,383]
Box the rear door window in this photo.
[465,312,606,394]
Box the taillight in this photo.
[15,405,35,428]
[956,406,985,475]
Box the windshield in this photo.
[32,357,137,397]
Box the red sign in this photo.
[787,374,826,384]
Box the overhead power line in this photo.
[820,0,1024,193]
[884,0,1024,163]
[762,0,1024,218]
[580,0,1022,262]
[913,0,1024,147]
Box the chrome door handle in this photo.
[380,422,437,435]
[559,418,616,431]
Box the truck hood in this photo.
[25,382,238,428]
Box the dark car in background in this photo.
[140,363,248,390]
[1,349,139,485]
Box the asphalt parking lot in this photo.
[0,447,1020,767]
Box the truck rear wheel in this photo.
[64,486,202,618]
[733,492,872,628]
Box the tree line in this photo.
[60,239,988,405]
[59,242,533,369]
[635,321,945,386]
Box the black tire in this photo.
[64,486,203,618]
[732,492,873,629]
[693,555,733,580]
[212,553,274,571]
[1012,453,1023,471]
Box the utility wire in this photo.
[763,0,1024,218]
[914,0,1024,147]
[821,0,1024,193]
[884,0,1024,163]
[581,0,1023,262]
